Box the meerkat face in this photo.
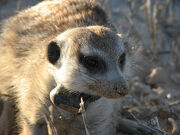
[47,26,132,98]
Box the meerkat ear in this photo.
[47,41,61,65]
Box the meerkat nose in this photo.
[114,83,129,96]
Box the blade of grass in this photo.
[79,97,90,135]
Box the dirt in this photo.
[0,0,180,135]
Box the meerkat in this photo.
[0,0,140,135]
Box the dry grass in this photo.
[0,0,180,134]
[100,0,180,134]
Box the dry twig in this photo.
[152,1,158,54]
[145,0,152,35]
[17,0,22,11]
[130,113,166,135]
[44,114,58,135]
[168,118,177,134]
[79,97,90,135]
[169,100,180,106]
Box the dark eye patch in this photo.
[47,41,60,65]
[79,53,106,74]
[118,52,126,70]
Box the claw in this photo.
[50,84,61,105]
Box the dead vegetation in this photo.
[99,0,180,134]
[0,0,180,135]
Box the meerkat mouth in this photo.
[50,84,101,114]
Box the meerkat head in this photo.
[47,26,135,99]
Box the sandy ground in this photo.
[0,0,180,135]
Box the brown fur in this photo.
[0,97,16,135]
[0,0,139,135]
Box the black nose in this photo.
[113,83,128,90]
[113,82,128,96]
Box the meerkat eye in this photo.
[47,41,60,65]
[79,54,105,74]
[118,52,126,70]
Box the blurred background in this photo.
[0,0,180,134]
